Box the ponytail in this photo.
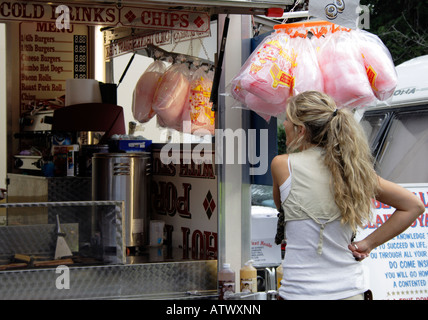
[286,91,378,231]
[325,108,378,231]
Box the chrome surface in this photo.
[92,153,151,248]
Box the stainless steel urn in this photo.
[92,153,151,248]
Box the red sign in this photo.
[0,1,210,33]
[120,7,210,32]
[0,1,119,26]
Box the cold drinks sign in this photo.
[357,185,428,300]
[0,1,210,32]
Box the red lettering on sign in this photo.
[180,13,189,28]
[177,183,191,219]
[181,227,218,259]
[181,227,190,259]
[151,181,192,218]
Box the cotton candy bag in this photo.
[229,79,272,122]
[232,31,295,105]
[353,29,397,101]
[291,36,324,95]
[132,60,166,123]
[317,31,376,109]
[152,62,190,131]
[183,67,215,135]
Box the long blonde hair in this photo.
[285,91,378,231]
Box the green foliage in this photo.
[360,0,428,65]
[277,122,287,155]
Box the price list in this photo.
[74,35,87,79]
[19,22,88,112]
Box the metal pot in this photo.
[92,153,151,249]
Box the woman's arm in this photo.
[271,154,290,210]
[349,176,425,260]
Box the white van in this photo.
[357,55,428,300]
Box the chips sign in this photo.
[120,7,210,32]
[0,1,210,32]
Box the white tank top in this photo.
[278,148,368,300]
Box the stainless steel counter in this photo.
[0,200,218,299]
[0,260,217,300]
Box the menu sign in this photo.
[19,22,88,111]
[357,185,428,300]
[0,1,209,32]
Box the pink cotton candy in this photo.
[234,32,294,105]
[152,63,190,131]
[355,30,398,101]
[317,32,376,109]
[292,37,324,95]
[132,60,166,123]
[132,72,161,123]
[230,79,272,122]
[245,92,286,120]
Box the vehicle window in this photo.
[360,113,389,149]
[375,110,428,183]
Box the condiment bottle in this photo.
[240,260,257,293]
[276,262,283,290]
[218,263,235,300]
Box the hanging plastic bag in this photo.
[317,31,376,109]
[353,29,398,101]
[291,36,324,96]
[228,79,271,122]
[232,31,295,106]
[152,62,190,131]
[182,66,215,135]
[132,60,166,123]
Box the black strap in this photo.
[275,208,285,245]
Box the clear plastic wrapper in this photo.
[317,31,376,109]
[132,60,166,123]
[232,31,295,105]
[229,79,272,122]
[228,23,396,116]
[353,29,398,101]
[152,62,190,131]
[182,66,215,135]
[292,36,324,95]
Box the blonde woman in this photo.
[271,91,424,300]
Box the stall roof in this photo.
[44,0,294,15]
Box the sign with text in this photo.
[0,1,119,26]
[0,1,210,32]
[151,145,217,260]
[120,7,210,32]
[19,21,88,112]
[104,29,211,60]
[357,185,428,300]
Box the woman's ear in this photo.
[297,125,306,137]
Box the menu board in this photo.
[19,22,88,113]
[357,185,428,300]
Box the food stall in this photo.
[0,0,413,301]
[0,0,294,299]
